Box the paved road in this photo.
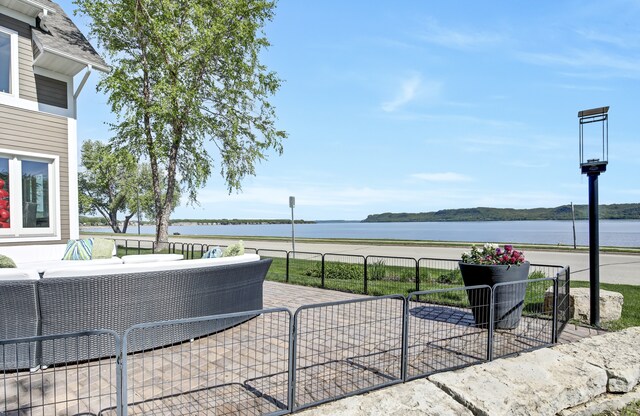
[89,234,640,286]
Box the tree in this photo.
[76,0,287,250]
[79,141,182,233]
[78,140,138,233]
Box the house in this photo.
[0,0,107,245]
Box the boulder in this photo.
[429,348,607,416]
[554,327,640,393]
[295,379,473,416]
[558,384,640,416]
[544,287,623,323]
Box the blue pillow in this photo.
[62,238,94,260]
[202,247,223,259]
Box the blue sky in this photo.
[62,0,640,221]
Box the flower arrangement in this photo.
[461,243,526,265]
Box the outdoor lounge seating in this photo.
[0,254,271,369]
[0,242,122,274]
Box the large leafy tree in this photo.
[78,140,138,233]
[76,0,286,249]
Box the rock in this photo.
[554,327,640,393]
[294,379,473,416]
[428,348,607,416]
[544,287,623,323]
[559,384,640,416]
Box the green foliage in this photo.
[367,259,386,280]
[304,261,364,281]
[78,140,138,233]
[528,270,546,280]
[0,254,16,268]
[363,203,640,222]
[222,241,244,257]
[75,0,287,248]
[435,269,463,285]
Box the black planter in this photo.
[458,261,530,329]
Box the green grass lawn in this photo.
[570,281,640,330]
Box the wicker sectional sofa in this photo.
[0,254,272,370]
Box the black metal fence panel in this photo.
[418,258,461,292]
[406,285,491,380]
[1,331,120,416]
[116,238,156,256]
[256,249,288,283]
[491,278,556,360]
[291,296,405,412]
[286,251,323,288]
[322,253,366,294]
[122,309,292,416]
[365,255,418,296]
[555,267,571,340]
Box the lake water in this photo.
[86,220,640,247]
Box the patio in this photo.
[1,280,602,416]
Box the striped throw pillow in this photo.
[202,247,223,259]
[62,238,94,260]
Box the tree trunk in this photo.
[155,209,170,252]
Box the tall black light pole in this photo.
[578,106,609,327]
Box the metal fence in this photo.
[1,330,120,416]
[2,273,567,415]
[292,296,405,412]
[122,309,292,416]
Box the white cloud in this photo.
[418,19,504,50]
[410,172,473,183]
[381,74,424,112]
[518,49,640,77]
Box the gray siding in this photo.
[35,74,67,108]
[0,13,37,102]
[0,104,70,243]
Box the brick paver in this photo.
[1,280,603,415]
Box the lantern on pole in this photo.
[578,106,609,327]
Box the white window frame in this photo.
[0,25,19,99]
[0,149,59,240]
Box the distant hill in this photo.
[362,204,640,222]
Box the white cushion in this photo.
[0,268,40,281]
[43,254,260,278]
[17,257,124,274]
[1,244,68,263]
[121,254,184,264]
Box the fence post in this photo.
[552,278,559,343]
[364,256,368,295]
[321,254,325,288]
[289,310,299,412]
[487,286,495,361]
[286,251,290,283]
[415,259,420,293]
[401,296,409,381]
[117,345,125,416]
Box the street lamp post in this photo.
[289,196,296,257]
[578,106,609,327]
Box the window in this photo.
[0,151,58,238]
[0,26,18,98]
[0,31,11,94]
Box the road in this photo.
[89,233,640,286]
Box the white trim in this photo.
[0,5,36,26]
[0,91,38,110]
[67,117,79,239]
[33,66,75,118]
[0,25,19,98]
[38,45,110,74]
[0,148,61,241]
